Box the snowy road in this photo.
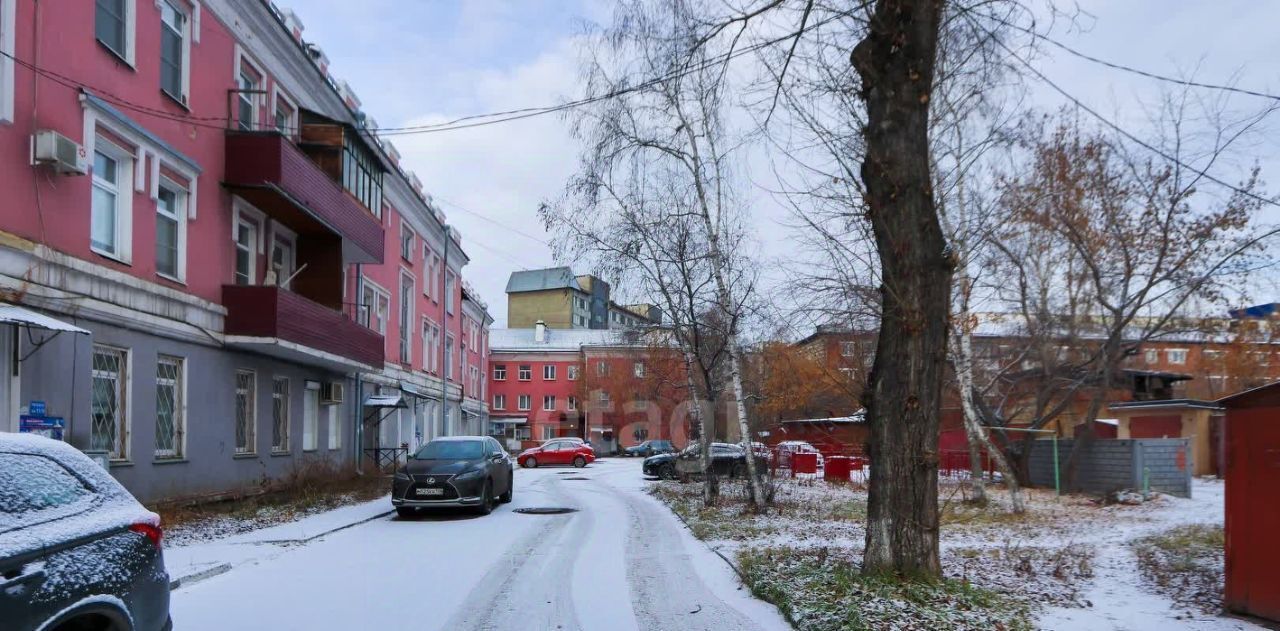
[169,459,789,631]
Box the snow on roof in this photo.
[780,411,867,425]
[489,327,630,351]
[505,267,578,294]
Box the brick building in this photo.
[488,323,686,453]
[0,1,491,502]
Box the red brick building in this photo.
[487,324,687,452]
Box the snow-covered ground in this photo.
[167,459,789,631]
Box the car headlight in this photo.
[454,468,485,481]
[394,470,410,481]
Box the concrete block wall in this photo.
[1026,438,1191,498]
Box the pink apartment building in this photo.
[0,0,490,502]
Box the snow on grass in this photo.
[160,474,388,547]
[739,546,1035,631]
[1132,524,1225,614]
[650,475,1261,630]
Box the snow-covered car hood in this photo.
[403,459,482,475]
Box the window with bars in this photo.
[91,346,128,460]
[272,377,290,452]
[154,356,184,459]
[235,370,256,454]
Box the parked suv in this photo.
[0,433,171,631]
[643,442,755,479]
[624,440,675,458]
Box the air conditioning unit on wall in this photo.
[321,381,345,405]
[31,130,89,175]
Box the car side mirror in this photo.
[491,453,505,461]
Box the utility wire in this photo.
[977,22,1280,210]
[982,15,1280,103]
[1,8,852,138]
[432,195,553,246]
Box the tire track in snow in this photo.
[619,489,764,631]
[442,474,591,631]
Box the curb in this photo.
[250,509,395,545]
[169,563,232,590]
[169,508,394,589]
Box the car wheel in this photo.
[525,456,538,468]
[395,507,417,518]
[499,473,513,503]
[476,480,493,515]
[659,463,676,480]
[573,456,587,468]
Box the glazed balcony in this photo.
[223,131,384,264]
[222,285,384,371]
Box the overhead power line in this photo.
[0,8,853,139]
[975,21,1280,210]
[983,15,1280,103]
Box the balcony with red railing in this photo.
[223,131,384,264]
[222,284,384,370]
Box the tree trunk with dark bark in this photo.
[852,0,950,578]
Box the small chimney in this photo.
[534,320,547,343]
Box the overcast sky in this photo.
[292,0,1280,328]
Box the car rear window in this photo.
[414,440,483,460]
[0,453,93,529]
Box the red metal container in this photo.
[793,452,819,475]
[1221,385,1280,623]
[824,456,851,482]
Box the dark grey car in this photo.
[0,434,170,631]
[392,436,514,517]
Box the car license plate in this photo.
[415,488,444,496]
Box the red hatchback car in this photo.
[518,439,595,468]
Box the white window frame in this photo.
[303,381,319,451]
[90,139,135,263]
[1144,349,1158,364]
[91,344,131,461]
[234,369,256,455]
[567,396,577,411]
[158,0,192,106]
[399,270,415,364]
[634,362,645,378]
[154,355,186,459]
[360,277,391,335]
[596,361,608,376]
[567,365,579,381]
[96,0,137,66]
[1166,348,1188,365]
[155,177,188,282]
[445,334,456,379]
[233,45,266,130]
[272,85,298,138]
[517,394,531,411]
[267,223,297,288]
[327,404,340,450]
[541,425,555,440]
[493,394,505,410]
[400,221,416,261]
[543,365,556,381]
[0,0,15,123]
[493,364,506,381]
[423,319,440,373]
[543,395,556,411]
[518,365,532,381]
[445,270,456,314]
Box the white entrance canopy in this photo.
[363,393,406,409]
[0,304,89,335]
